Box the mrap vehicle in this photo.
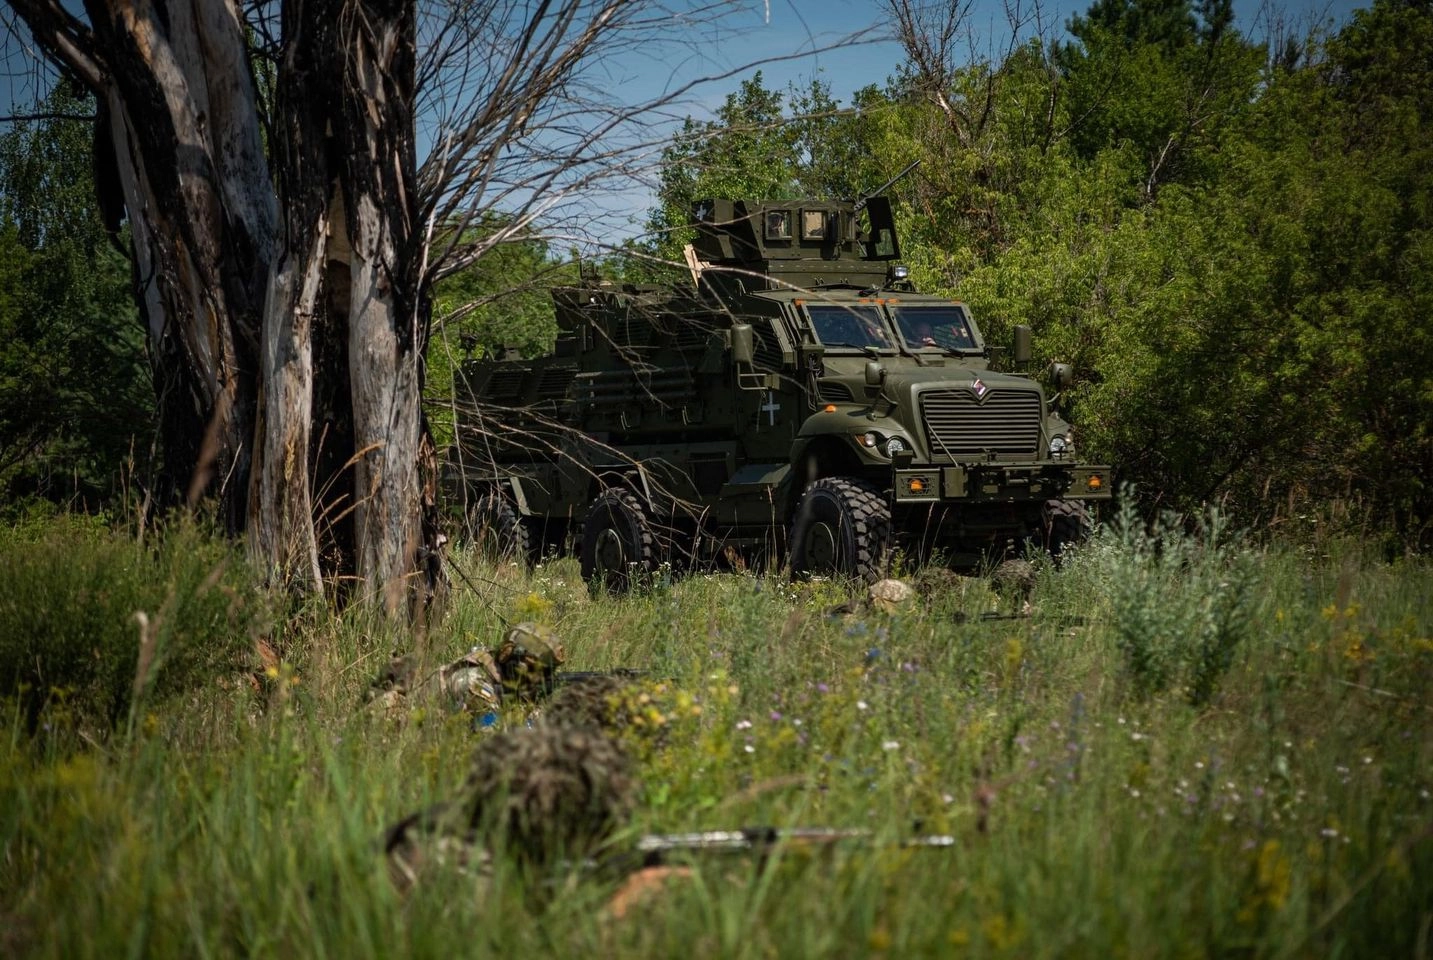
[444,191,1111,589]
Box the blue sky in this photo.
[621,0,1366,115]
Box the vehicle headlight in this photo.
[886,437,906,457]
[856,431,880,449]
[1048,434,1069,459]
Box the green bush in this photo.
[0,515,268,734]
[1069,500,1258,705]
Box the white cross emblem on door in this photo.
[761,391,781,425]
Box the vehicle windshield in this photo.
[805,303,893,350]
[891,305,978,352]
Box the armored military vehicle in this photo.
[445,191,1111,588]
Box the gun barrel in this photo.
[853,159,922,213]
[634,826,955,857]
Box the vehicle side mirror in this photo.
[1051,363,1073,392]
[864,360,885,387]
[731,324,754,365]
[1013,325,1032,366]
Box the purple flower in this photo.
[769,710,783,722]
[817,683,830,694]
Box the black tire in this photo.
[469,493,533,566]
[1043,499,1092,562]
[580,488,656,593]
[789,477,891,582]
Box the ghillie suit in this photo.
[384,723,635,890]
[542,673,641,731]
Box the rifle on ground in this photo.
[626,826,956,869]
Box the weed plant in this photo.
[1,516,1429,958]
[0,515,268,737]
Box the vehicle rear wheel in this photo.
[580,488,656,593]
[469,493,533,566]
[789,477,891,582]
[1043,499,1092,562]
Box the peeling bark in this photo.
[13,0,440,617]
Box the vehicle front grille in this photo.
[919,388,1042,461]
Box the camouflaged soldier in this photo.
[383,722,635,890]
[366,621,565,720]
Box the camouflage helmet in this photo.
[492,622,565,700]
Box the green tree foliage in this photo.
[0,87,152,511]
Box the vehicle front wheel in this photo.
[1043,499,1092,562]
[789,477,891,582]
[580,488,656,593]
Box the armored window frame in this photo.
[800,209,826,240]
[764,209,792,240]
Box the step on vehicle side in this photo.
[443,188,1112,589]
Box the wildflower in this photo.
[1320,827,1339,838]
[882,740,900,751]
[817,683,830,694]
[856,700,869,711]
[769,711,782,722]
[735,720,753,731]
[744,744,755,754]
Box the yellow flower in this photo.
[1255,840,1291,912]
[982,914,1023,951]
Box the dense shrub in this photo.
[1066,500,1259,705]
[0,515,267,734]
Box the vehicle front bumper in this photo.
[891,462,1112,503]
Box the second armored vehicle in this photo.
[445,193,1110,588]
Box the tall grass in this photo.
[1,516,1429,957]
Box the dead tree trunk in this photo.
[277,0,431,612]
[14,0,438,616]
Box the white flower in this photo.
[744,744,755,754]
[856,700,869,711]
[882,740,900,751]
